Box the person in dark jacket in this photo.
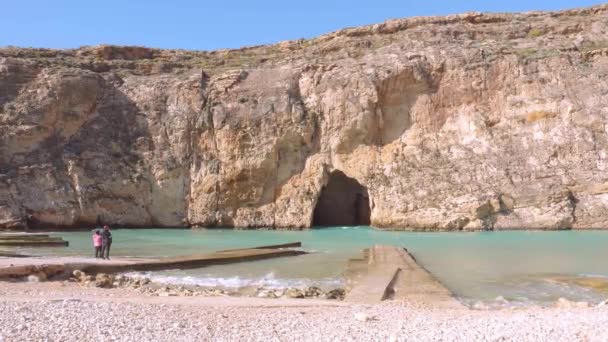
[101,225,113,260]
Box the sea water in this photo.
[20,227,608,306]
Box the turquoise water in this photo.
[19,227,608,306]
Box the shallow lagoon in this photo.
[22,227,608,306]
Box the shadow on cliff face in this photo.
[0,59,42,107]
[7,73,163,229]
[375,64,438,145]
[313,170,371,227]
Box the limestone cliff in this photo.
[2,5,608,230]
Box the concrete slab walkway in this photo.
[344,245,464,309]
[0,244,306,279]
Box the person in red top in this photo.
[92,230,102,258]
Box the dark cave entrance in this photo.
[313,171,371,227]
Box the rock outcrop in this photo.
[2,5,608,230]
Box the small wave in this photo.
[577,273,608,279]
[459,295,536,309]
[123,271,344,289]
[305,249,332,254]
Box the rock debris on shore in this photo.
[67,270,346,300]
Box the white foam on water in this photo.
[123,271,344,289]
[578,273,608,279]
[305,249,333,254]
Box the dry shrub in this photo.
[528,28,544,38]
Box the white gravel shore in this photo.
[1,282,607,342]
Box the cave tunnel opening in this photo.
[313,170,371,227]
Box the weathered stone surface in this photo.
[285,288,305,299]
[94,273,114,288]
[2,5,608,230]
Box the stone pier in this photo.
[0,243,306,279]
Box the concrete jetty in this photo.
[0,233,69,247]
[0,243,306,279]
[217,242,302,252]
[344,245,464,308]
[0,251,31,258]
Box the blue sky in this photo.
[1,1,604,51]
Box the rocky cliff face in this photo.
[2,5,608,230]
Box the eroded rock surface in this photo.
[2,5,608,230]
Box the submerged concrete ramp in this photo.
[344,245,463,308]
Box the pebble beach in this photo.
[1,282,607,342]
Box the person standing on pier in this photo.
[92,230,102,258]
[101,225,113,260]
